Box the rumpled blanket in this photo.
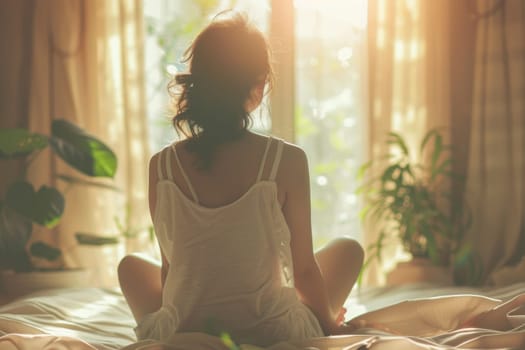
[121,293,525,349]
[0,334,97,350]
[1,285,525,350]
[0,288,135,350]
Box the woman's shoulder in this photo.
[250,132,306,156]
[271,136,307,165]
[148,141,180,169]
[249,132,308,176]
[150,140,185,158]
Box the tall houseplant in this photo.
[0,119,117,272]
[358,128,472,283]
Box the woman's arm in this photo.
[280,145,340,335]
[149,154,170,289]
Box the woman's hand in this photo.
[335,307,347,325]
[325,307,359,335]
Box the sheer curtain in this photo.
[269,0,295,141]
[364,0,453,285]
[0,1,32,196]
[462,0,525,285]
[27,0,150,286]
[365,0,525,286]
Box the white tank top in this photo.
[135,137,323,346]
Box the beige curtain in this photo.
[0,1,33,197]
[365,0,525,286]
[269,0,295,141]
[462,0,525,285]
[27,0,151,286]
[364,0,453,285]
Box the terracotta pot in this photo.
[386,258,453,285]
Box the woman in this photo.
[118,11,363,347]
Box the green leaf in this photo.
[5,181,64,228]
[357,160,373,179]
[375,230,387,261]
[30,241,61,261]
[431,132,443,172]
[420,128,438,153]
[0,129,48,158]
[432,158,452,180]
[435,165,452,179]
[387,132,409,155]
[148,226,155,242]
[75,232,120,245]
[358,205,371,220]
[370,201,389,220]
[380,164,399,185]
[49,119,117,178]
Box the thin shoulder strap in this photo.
[171,144,200,203]
[256,136,273,182]
[269,139,284,181]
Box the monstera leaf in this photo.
[5,181,65,228]
[49,119,117,178]
[0,129,48,158]
[0,120,119,270]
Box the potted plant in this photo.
[357,128,472,285]
[0,119,118,296]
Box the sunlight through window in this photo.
[294,0,368,247]
[143,0,367,248]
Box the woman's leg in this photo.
[314,237,364,315]
[118,253,163,322]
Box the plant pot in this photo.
[386,258,453,286]
[0,268,91,298]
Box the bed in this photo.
[0,282,524,349]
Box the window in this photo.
[294,0,368,247]
[143,0,367,248]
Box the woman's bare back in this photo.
[170,131,287,208]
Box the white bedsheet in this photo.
[0,283,524,349]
